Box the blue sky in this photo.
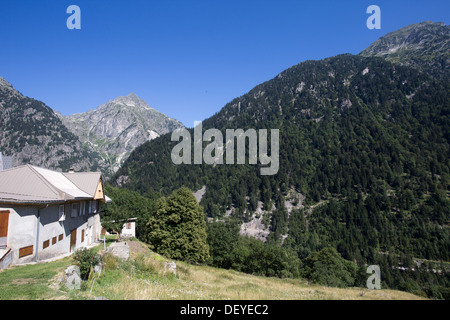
[0,0,449,127]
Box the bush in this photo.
[301,247,358,288]
[73,248,101,280]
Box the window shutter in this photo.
[19,245,33,258]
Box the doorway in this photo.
[70,228,77,252]
[0,210,10,249]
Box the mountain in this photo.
[360,21,449,79]
[113,22,450,297]
[60,93,184,175]
[0,77,101,172]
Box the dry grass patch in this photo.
[73,240,426,301]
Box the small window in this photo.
[52,237,57,245]
[58,234,63,241]
[81,229,85,242]
[43,240,50,249]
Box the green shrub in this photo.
[301,247,358,288]
[73,248,101,280]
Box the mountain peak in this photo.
[109,92,151,110]
[62,91,184,175]
[360,20,450,79]
[360,21,449,55]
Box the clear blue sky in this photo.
[0,0,449,127]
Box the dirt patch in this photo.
[128,241,150,255]
[11,278,38,285]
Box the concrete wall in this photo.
[0,200,103,266]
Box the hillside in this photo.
[60,93,184,175]
[0,77,102,172]
[0,240,425,301]
[113,22,450,298]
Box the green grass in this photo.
[0,240,427,300]
[0,257,72,300]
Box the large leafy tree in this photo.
[146,187,210,264]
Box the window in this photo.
[19,245,33,258]
[58,234,63,241]
[43,240,50,249]
[71,203,78,218]
[78,202,83,217]
[81,229,85,242]
[52,237,57,245]
[78,201,87,216]
[58,205,65,222]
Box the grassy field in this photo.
[0,240,425,300]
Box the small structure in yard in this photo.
[101,217,137,239]
[120,218,137,239]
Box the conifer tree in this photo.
[146,187,210,264]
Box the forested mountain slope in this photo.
[113,22,450,297]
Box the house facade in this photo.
[0,165,110,268]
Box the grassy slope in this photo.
[0,240,424,300]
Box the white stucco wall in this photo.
[120,221,136,238]
[1,200,102,266]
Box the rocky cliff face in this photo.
[0,77,101,172]
[60,93,184,175]
[360,21,450,79]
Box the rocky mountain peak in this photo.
[109,92,152,110]
[360,21,449,79]
[361,21,448,55]
[61,93,184,175]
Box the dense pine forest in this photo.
[106,23,450,299]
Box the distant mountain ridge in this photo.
[0,77,101,172]
[60,93,184,175]
[0,78,184,176]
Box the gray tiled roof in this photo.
[0,165,103,204]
